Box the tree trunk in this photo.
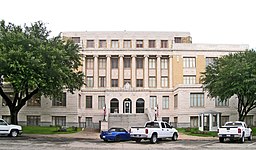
[10,108,19,125]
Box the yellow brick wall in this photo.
[172,55,183,87]
[196,55,206,84]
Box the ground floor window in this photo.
[27,115,40,126]
[136,99,144,113]
[86,117,93,128]
[190,116,198,127]
[110,99,119,113]
[221,116,229,126]
[52,116,66,126]
[162,117,169,123]
[245,115,254,127]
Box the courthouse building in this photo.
[0,31,255,130]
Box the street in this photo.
[0,135,256,150]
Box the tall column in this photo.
[169,56,173,88]
[131,55,136,88]
[82,55,86,89]
[144,55,149,89]
[119,55,124,88]
[93,55,98,88]
[156,55,161,88]
[106,55,111,89]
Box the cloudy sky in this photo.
[1,0,255,48]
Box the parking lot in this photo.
[0,134,256,150]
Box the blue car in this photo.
[100,127,131,142]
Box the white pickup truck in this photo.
[130,121,178,144]
[0,119,22,137]
[218,121,252,143]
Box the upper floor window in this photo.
[215,98,228,107]
[148,40,156,48]
[136,79,143,87]
[174,37,181,43]
[136,40,143,48]
[86,40,94,48]
[111,58,118,69]
[149,77,156,88]
[183,75,196,84]
[161,40,168,48]
[71,37,80,43]
[99,40,107,48]
[124,57,131,68]
[86,58,94,69]
[162,96,169,109]
[86,76,94,87]
[52,93,66,106]
[111,40,119,48]
[161,77,168,88]
[99,76,106,87]
[27,94,41,106]
[190,93,204,107]
[86,96,92,108]
[98,96,105,109]
[99,58,106,69]
[183,57,196,68]
[149,58,156,69]
[149,96,157,109]
[111,79,118,87]
[136,57,143,69]
[174,94,178,108]
[123,40,131,48]
[206,57,218,67]
[161,58,168,69]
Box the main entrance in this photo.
[123,99,132,113]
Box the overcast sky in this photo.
[1,0,255,48]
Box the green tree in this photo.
[202,50,256,121]
[0,20,84,124]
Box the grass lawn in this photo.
[23,126,81,134]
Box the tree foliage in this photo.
[202,50,256,121]
[0,20,84,124]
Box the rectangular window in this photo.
[161,58,168,69]
[174,94,178,108]
[98,96,105,109]
[111,58,118,69]
[174,37,181,43]
[27,116,40,126]
[136,79,143,87]
[136,57,143,69]
[27,94,41,106]
[149,77,156,88]
[71,37,80,43]
[136,40,143,48]
[221,116,229,126]
[78,94,81,109]
[148,40,156,48]
[111,40,119,48]
[86,96,92,108]
[149,58,156,69]
[245,115,253,127]
[183,57,196,68]
[212,114,217,127]
[190,93,204,107]
[123,40,131,48]
[99,40,107,48]
[190,116,198,127]
[99,76,106,87]
[86,76,94,87]
[86,58,94,69]
[150,96,157,109]
[215,98,229,107]
[52,116,66,126]
[206,57,217,67]
[86,40,94,48]
[52,93,66,106]
[162,96,169,109]
[86,117,93,128]
[124,57,131,68]
[183,75,196,84]
[111,79,118,87]
[161,77,168,88]
[98,58,106,69]
[161,40,168,48]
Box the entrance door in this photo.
[124,101,131,113]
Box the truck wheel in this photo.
[136,139,141,143]
[219,137,224,143]
[10,130,18,137]
[248,132,252,141]
[239,135,245,143]
[150,134,158,144]
[172,133,178,141]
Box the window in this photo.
[52,116,66,126]
[136,57,143,68]
[136,79,143,87]
[190,116,198,127]
[148,40,155,48]
[221,116,229,126]
[27,116,40,126]
[150,96,157,109]
[99,76,106,87]
[111,40,119,48]
[86,96,92,108]
[124,79,131,85]
[71,37,80,43]
[86,76,94,87]
[215,98,229,107]
[162,117,170,123]
[190,93,204,107]
[149,58,156,69]
[78,94,81,109]
[99,58,106,69]
[124,57,131,68]
[161,40,168,48]
[212,114,217,127]
[161,77,168,88]
[174,37,181,43]
[86,117,93,128]
[98,96,105,109]
[183,57,196,68]
[174,94,178,108]
[149,77,156,88]
[86,40,94,48]
[52,93,66,106]
[162,96,169,109]
[99,40,107,48]
[111,79,118,87]
[136,40,143,48]
[123,40,131,48]
[161,58,168,69]
[245,115,253,127]
[86,58,93,69]
[111,58,118,69]
[206,57,217,67]
[183,75,196,84]
[27,94,41,106]
[1,92,14,106]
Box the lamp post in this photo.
[154,107,157,121]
